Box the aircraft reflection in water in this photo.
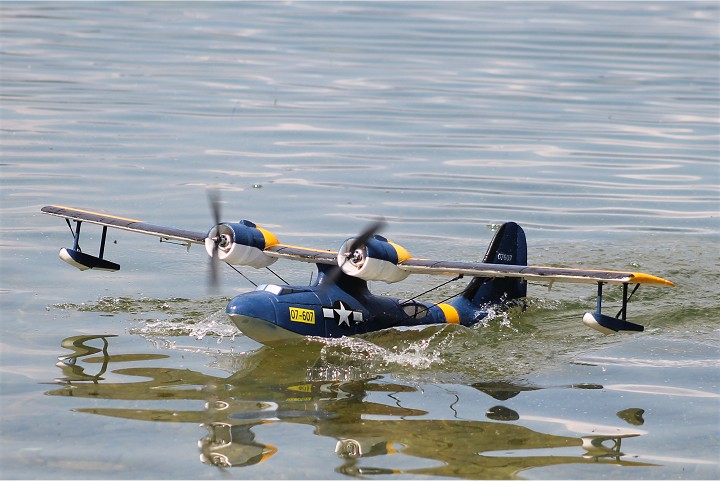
[48,335,654,478]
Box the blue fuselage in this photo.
[225,268,490,345]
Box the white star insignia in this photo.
[335,301,353,327]
[323,301,364,327]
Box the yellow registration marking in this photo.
[289,307,315,324]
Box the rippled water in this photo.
[1,2,718,479]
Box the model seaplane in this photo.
[41,201,674,346]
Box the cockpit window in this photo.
[255,284,285,295]
[400,300,430,319]
[254,284,308,296]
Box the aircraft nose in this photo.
[226,293,303,345]
[226,293,277,325]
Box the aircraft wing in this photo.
[264,245,337,265]
[262,246,672,287]
[398,259,674,287]
[41,205,208,245]
[41,205,337,265]
[42,205,673,287]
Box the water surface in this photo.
[1,2,718,479]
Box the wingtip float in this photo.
[41,204,674,345]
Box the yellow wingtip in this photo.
[632,272,675,287]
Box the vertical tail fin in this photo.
[482,222,527,266]
[462,222,528,306]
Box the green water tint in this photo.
[48,334,655,478]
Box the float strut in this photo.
[584,281,643,334]
[99,226,108,259]
[73,221,82,251]
[616,283,640,320]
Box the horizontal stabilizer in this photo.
[582,312,644,335]
[59,248,120,272]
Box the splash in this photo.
[52,291,636,382]
[319,327,447,370]
[130,307,240,342]
[55,295,240,343]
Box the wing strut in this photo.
[617,283,641,319]
[582,282,644,334]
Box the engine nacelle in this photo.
[337,235,411,283]
[205,221,278,269]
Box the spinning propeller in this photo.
[340,217,387,268]
[207,188,224,290]
[322,216,387,288]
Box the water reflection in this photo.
[55,334,115,382]
[47,335,654,478]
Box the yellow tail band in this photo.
[437,303,460,324]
